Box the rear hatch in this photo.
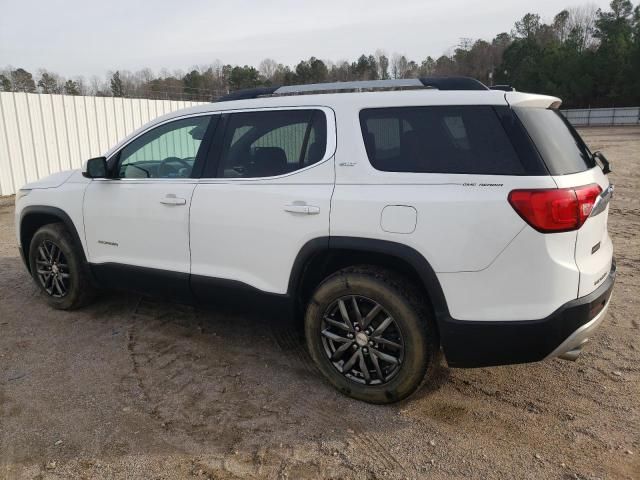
[513,103,613,297]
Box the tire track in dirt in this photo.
[123,297,291,460]
[268,321,412,477]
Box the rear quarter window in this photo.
[360,105,543,175]
[514,108,596,175]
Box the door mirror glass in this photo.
[83,157,108,178]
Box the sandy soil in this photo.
[0,127,638,479]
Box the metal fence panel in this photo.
[562,107,640,126]
[0,92,205,196]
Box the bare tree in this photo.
[553,10,571,42]
[568,3,599,50]
[259,58,278,81]
[89,75,108,96]
[73,76,88,95]
[375,49,390,79]
[391,53,409,79]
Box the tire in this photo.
[28,223,96,310]
[305,266,437,404]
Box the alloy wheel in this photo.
[321,295,405,385]
[35,240,70,298]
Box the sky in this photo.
[0,0,613,79]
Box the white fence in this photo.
[562,107,640,126]
[0,92,205,196]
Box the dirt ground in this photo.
[0,127,638,480]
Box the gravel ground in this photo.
[0,127,638,480]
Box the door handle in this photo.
[160,194,186,206]
[284,204,320,215]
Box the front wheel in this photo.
[28,223,96,310]
[305,266,436,404]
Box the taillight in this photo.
[508,184,602,233]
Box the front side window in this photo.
[117,116,212,179]
[360,106,530,175]
[218,110,327,178]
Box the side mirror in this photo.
[82,157,108,178]
[593,151,611,175]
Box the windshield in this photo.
[514,108,596,175]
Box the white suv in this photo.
[14,77,616,403]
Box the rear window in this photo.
[360,106,538,175]
[514,108,596,175]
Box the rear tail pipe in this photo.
[559,348,582,361]
[558,340,588,361]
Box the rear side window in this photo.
[360,106,533,175]
[514,108,596,175]
[218,110,326,178]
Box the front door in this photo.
[83,114,215,299]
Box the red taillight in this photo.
[508,184,602,233]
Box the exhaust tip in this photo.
[559,348,582,361]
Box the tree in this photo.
[0,74,12,92]
[11,68,36,92]
[37,71,62,93]
[227,65,261,90]
[64,80,80,95]
[328,61,352,82]
[553,10,571,42]
[418,57,436,76]
[375,50,390,79]
[295,57,328,84]
[271,63,296,85]
[567,5,598,51]
[513,13,542,39]
[391,54,409,79]
[592,0,636,104]
[183,69,207,98]
[259,58,278,81]
[434,55,456,75]
[110,71,124,97]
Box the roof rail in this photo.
[419,76,488,91]
[216,86,280,102]
[489,84,516,92]
[216,76,488,102]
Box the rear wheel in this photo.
[28,223,96,310]
[305,266,436,403]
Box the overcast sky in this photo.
[0,0,611,78]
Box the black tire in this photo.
[305,266,437,404]
[28,223,96,310]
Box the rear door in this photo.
[514,107,613,297]
[189,107,336,298]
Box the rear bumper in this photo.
[440,259,616,368]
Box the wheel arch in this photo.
[289,236,450,329]
[19,206,87,272]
